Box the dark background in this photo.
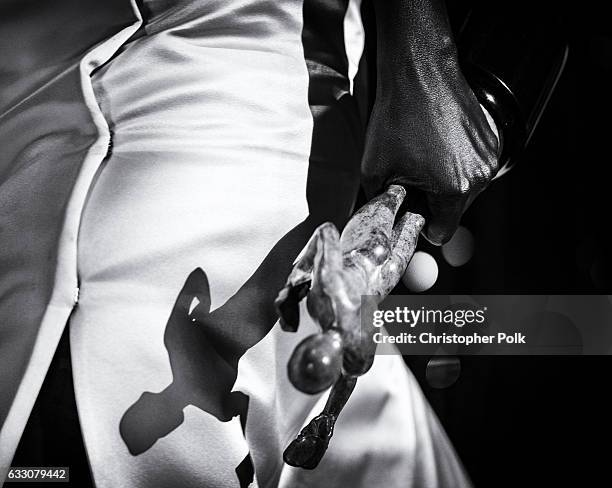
[397,1,612,486]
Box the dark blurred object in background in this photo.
[401,1,612,486]
[458,2,568,173]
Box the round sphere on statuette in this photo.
[402,251,438,292]
[287,330,344,394]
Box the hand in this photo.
[362,70,499,245]
[363,0,500,245]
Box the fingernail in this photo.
[423,226,444,246]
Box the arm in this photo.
[362,0,499,245]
